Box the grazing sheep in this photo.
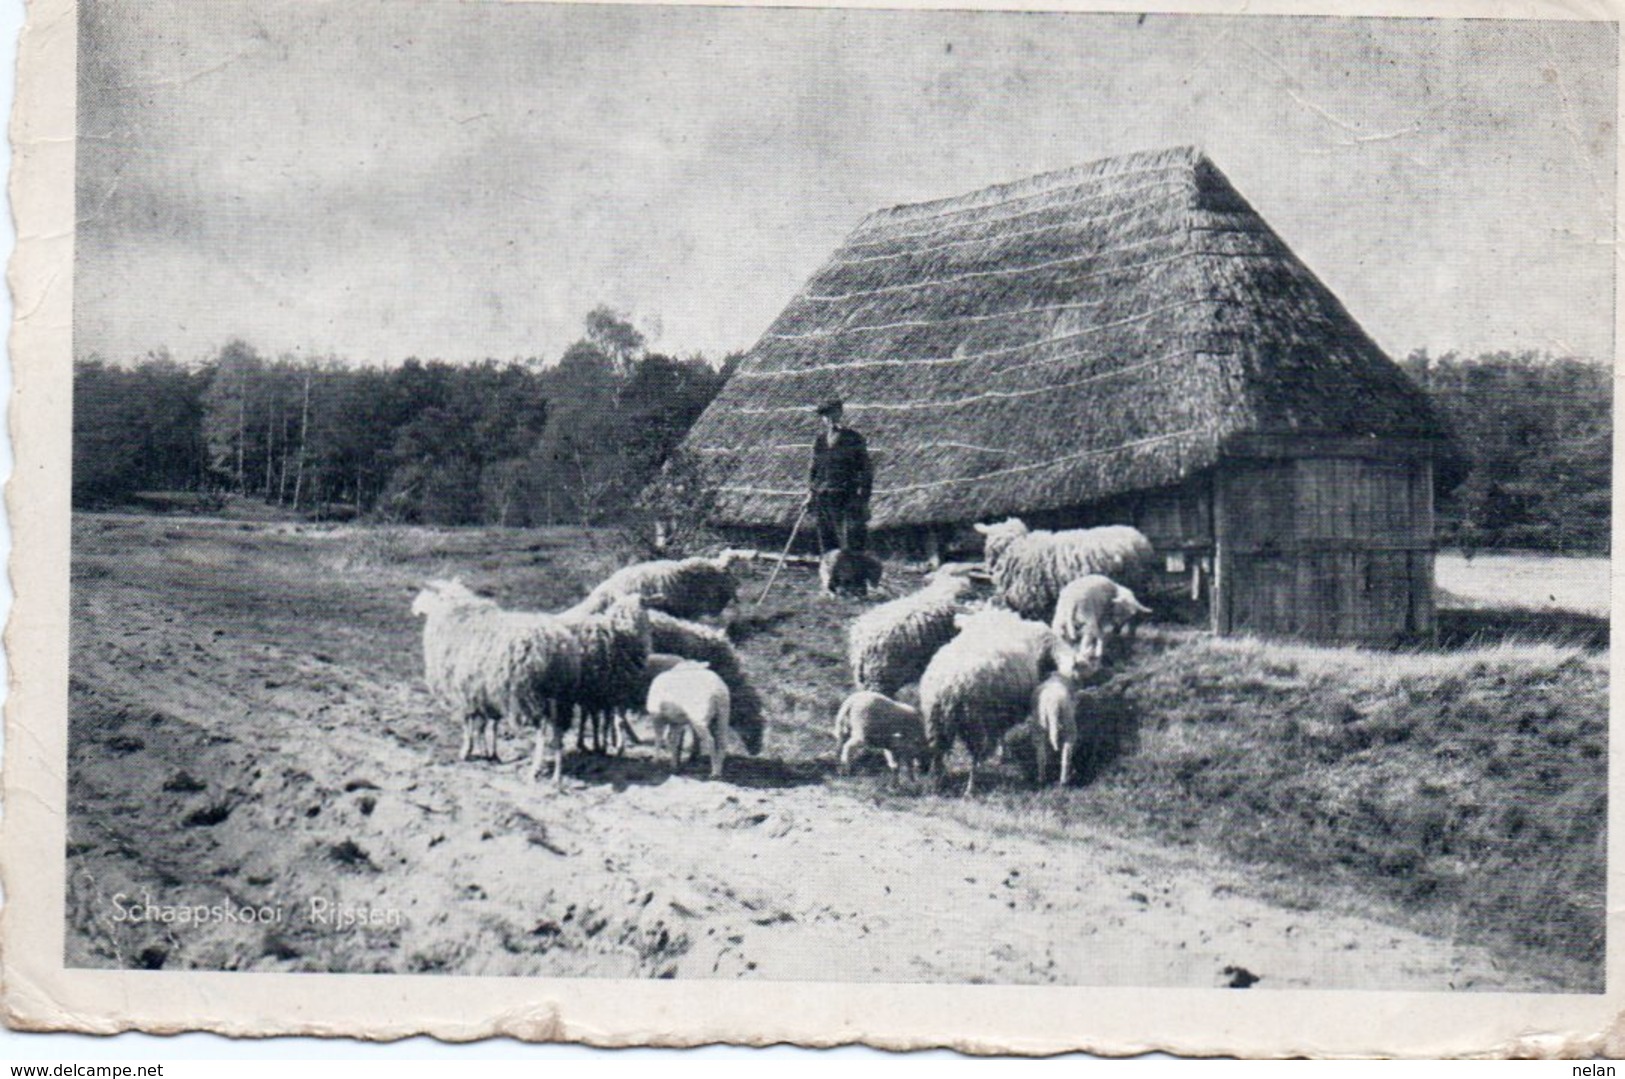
[1033,640,1111,783]
[847,572,974,695]
[973,518,1154,620]
[1051,574,1153,662]
[557,595,652,763]
[647,610,765,755]
[819,548,884,598]
[619,652,698,745]
[646,663,732,779]
[919,607,1061,795]
[565,553,744,621]
[1028,653,1100,787]
[833,690,928,779]
[411,579,580,766]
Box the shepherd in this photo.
[805,396,873,556]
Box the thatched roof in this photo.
[683,146,1457,531]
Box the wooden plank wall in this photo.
[1133,480,1214,551]
[1027,477,1214,551]
[1215,456,1436,642]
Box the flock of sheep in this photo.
[412,552,762,786]
[411,518,1154,795]
[840,520,1152,794]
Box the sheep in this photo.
[557,595,652,764]
[919,607,1061,796]
[565,552,744,621]
[411,579,580,766]
[646,662,732,779]
[973,518,1155,621]
[819,548,884,598]
[643,651,695,685]
[847,572,974,696]
[647,610,765,755]
[1050,574,1153,662]
[616,652,700,750]
[833,690,928,780]
[1028,650,1102,787]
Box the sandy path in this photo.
[480,775,1547,989]
[62,523,1551,990]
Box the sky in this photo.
[75,2,1618,367]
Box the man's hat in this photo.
[814,396,844,417]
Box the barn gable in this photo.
[682,146,1456,532]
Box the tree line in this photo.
[72,335,1609,554]
[72,308,737,531]
[1401,349,1610,554]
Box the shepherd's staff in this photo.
[754,501,810,607]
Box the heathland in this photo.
[66,510,1606,989]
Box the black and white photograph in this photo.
[7,0,1618,1051]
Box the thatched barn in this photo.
[682,146,1461,643]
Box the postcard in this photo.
[5,0,1619,1056]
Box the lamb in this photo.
[556,594,652,766]
[565,552,745,621]
[973,518,1154,621]
[646,662,732,779]
[646,610,765,756]
[1028,651,1101,787]
[642,651,694,686]
[846,572,974,696]
[833,690,928,779]
[598,652,698,755]
[1050,574,1153,662]
[819,548,884,598]
[411,579,580,765]
[919,607,1061,795]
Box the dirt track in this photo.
[65,514,1554,989]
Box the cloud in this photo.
[73,5,1616,366]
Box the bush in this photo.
[623,448,726,557]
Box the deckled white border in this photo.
[4,0,1622,1056]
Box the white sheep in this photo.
[566,552,744,621]
[846,572,974,695]
[648,610,765,755]
[1028,650,1101,787]
[411,579,580,765]
[973,518,1154,621]
[1051,574,1153,662]
[919,607,1061,796]
[833,690,928,779]
[605,652,705,754]
[646,662,732,779]
[643,651,696,684]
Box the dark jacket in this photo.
[810,426,872,502]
